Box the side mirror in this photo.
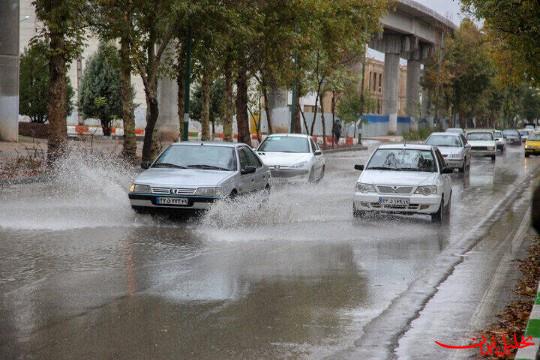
[442,167,454,174]
[241,166,256,175]
[314,150,322,156]
[354,164,364,171]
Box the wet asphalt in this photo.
[1,144,539,360]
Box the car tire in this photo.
[316,166,325,183]
[229,190,238,200]
[525,153,530,158]
[491,155,496,161]
[353,204,365,218]
[431,198,444,223]
[308,167,315,183]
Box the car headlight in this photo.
[414,185,437,196]
[130,184,151,193]
[356,183,376,193]
[290,161,308,169]
[195,187,222,196]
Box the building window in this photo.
[378,73,382,93]
[368,71,372,91]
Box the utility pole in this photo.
[182,26,192,141]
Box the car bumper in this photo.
[353,192,442,215]
[443,158,464,169]
[128,194,219,211]
[470,149,496,156]
[269,168,310,182]
[506,139,521,145]
[525,148,540,155]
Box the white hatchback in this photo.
[256,134,325,183]
[352,144,453,223]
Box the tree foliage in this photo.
[79,42,124,136]
[19,40,73,124]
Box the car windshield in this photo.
[446,128,462,133]
[153,145,237,171]
[519,130,529,136]
[503,129,518,136]
[467,132,493,141]
[529,133,540,141]
[493,131,502,138]
[426,135,462,147]
[258,136,310,153]
[366,148,437,172]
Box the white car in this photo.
[466,130,497,161]
[425,132,471,173]
[352,144,453,223]
[256,134,325,183]
[492,130,506,152]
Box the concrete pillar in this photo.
[156,77,179,141]
[0,0,19,142]
[383,52,400,133]
[406,59,421,131]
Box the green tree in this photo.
[19,40,73,124]
[79,43,124,136]
[190,78,225,138]
[33,0,90,162]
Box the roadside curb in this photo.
[322,145,368,154]
[0,173,52,186]
[516,282,540,360]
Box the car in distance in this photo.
[519,129,532,142]
[446,128,465,136]
[525,132,540,158]
[492,130,506,152]
[256,134,325,183]
[129,142,271,212]
[425,132,470,173]
[502,129,522,145]
[352,144,453,223]
[466,130,497,161]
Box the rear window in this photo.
[258,136,310,153]
[467,132,493,141]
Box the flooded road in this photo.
[1,145,539,359]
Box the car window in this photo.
[529,133,540,141]
[366,148,437,172]
[238,148,250,169]
[153,145,237,171]
[309,138,317,153]
[467,132,493,141]
[244,147,262,168]
[503,129,518,136]
[426,134,463,147]
[258,136,310,153]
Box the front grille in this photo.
[472,146,488,151]
[150,187,197,195]
[377,185,413,194]
[369,203,419,210]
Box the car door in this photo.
[244,147,268,191]
[435,149,452,205]
[460,134,470,163]
[237,147,256,194]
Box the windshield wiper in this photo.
[367,166,394,170]
[152,163,187,169]
[187,164,230,171]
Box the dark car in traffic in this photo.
[502,129,521,145]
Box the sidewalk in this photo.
[516,282,540,359]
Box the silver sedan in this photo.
[128,142,271,212]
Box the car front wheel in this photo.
[431,198,444,223]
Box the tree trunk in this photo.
[310,80,322,136]
[47,31,68,163]
[262,86,273,134]
[101,117,112,136]
[223,53,233,142]
[321,95,327,146]
[176,46,185,141]
[292,82,302,134]
[235,62,250,145]
[120,35,136,161]
[332,91,336,147]
[200,70,211,141]
[142,81,159,166]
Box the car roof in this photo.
[429,132,460,137]
[466,129,493,133]
[266,133,311,138]
[378,143,434,151]
[171,141,245,148]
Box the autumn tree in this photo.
[33,0,89,162]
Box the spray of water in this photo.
[0,144,145,230]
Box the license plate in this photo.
[157,197,189,206]
[379,197,409,206]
